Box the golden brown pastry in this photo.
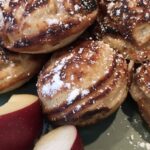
[130,62,150,126]
[102,34,150,62]
[98,0,150,48]
[0,48,45,93]
[37,39,128,126]
[88,21,150,62]
[0,0,98,54]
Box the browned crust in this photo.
[50,107,110,126]
[138,98,150,127]
[135,63,150,94]
[0,0,98,53]
[12,12,97,52]
[101,34,150,62]
[0,50,45,93]
[98,0,150,47]
[86,20,150,62]
[130,62,150,126]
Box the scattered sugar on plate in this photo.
[138,142,150,150]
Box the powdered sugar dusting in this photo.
[0,0,10,7]
[42,74,64,97]
[74,4,81,11]
[81,89,90,97]
[0,11,4,29]
[46,18,61,25]
[67,88,90,105]
[67,88,80,105]
[41,54,73,97]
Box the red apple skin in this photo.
[71,132,84,150]
[0,100,43,150]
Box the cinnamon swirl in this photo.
[37,39,128,126]
[0,0,98,54]
[130,62,150,126]
[0,48,45,93]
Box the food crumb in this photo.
[130,135,134,140]
[107,132,110,136]
[138,142,150,150]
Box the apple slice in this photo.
[0,94,43,150]
[34,125,84,150]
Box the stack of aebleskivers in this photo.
[0,0,149,148]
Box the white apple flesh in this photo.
[34,125,84,150]
[0,94,43,150]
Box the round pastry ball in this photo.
[37,39,129,126]
[0,0,98,54]
[0,48,45,93]
[130,62,150,126]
